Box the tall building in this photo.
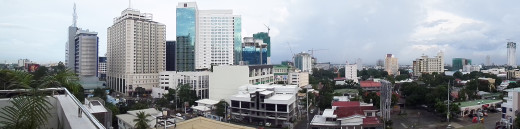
[345,62,358,83]
[74,29,99,77]
[508,42,516,67]
[209,65,274,103]
[106,7,166,95]
[176,2,241,71]
[98,57,107,79]
[66,4,79,70]
[241,37,267,65]
[384,54,399,75]
[166,41,176,71]
[17,59,31,68]
[412,52,445,76]
[64,4,99,77]
[452,58,471,71]
[253,32,271,64]
[293,52,312,74]
[376,59,384,67]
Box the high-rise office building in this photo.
[241,37,267,65]
[293,52,312,74]
[356,58,363,71]
[412,52,445,76]
[452,58,471,71]
[74,29,99,77]
[166,41,176,71]
[176,2,241,71]
[508,42,516,67]
[253,32,270,64]
[106,7,166,95]
[65,4,98,77]
[486,55,491,66]
[384,54,399,75]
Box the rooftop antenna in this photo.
[72,3,77,27]
[264,24,270,35]
[129,0,132,8]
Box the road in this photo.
[392,108,503,129]
[294,108,317,129]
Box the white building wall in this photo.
[345,64,358,83]
[152,71,210,99]
[288,72,309,87]
[209,65,274,103]
[195,10,239,70]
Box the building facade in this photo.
[166,41,176,71]
[98,57,107,79]
[74,29,99,77]
[412,52,445,76]
[452,58,471,71]
[274,65,291,84]
[293,52,312,74]
[209,65,274,103]
[152,71,210,99]
[230,84,298,127]
[310,101,381,129]
[106,8,166,95]
[384,54,399,75]
[241,37,267,65]
[508,42,517,67]
[345,63,358,83]
[288,71,309,87]
[253,32,271,64]
[176,2,241,71]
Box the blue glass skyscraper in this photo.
[176,2,197,71]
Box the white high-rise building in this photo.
[176,2,241,71]
[293,52,312,74]
[196,10,240,70]
[412,52,445,76]
[106,8,166,95]
[507,42,516,67]
[345,62,358,83]
[384,54,399,75]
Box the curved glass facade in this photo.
[234,17,242,65]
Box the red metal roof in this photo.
[360,81,381,88]
[363,117,381,125]
[334,106,376,118]
[332,101,360,107]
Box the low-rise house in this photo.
[310,101,381,129]
[360,81,381,91]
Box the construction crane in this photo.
[264,24,271,35]
[287,42,295,56]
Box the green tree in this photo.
[133,111,151,129]
[0,89,53,129]
[215,100,228,117]
[177,84,198,108]
[93,88,107,101]
[453,71,463,79]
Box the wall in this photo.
[210,65,250,103]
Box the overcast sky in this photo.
[1,0,520,65]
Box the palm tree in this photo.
[0,70,53,129]
[133,111,151,129]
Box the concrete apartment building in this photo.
[209,65,274,103]
[413,51,445,76]
[152,71,211,99]
[229,84,298,127]
[176,2,242,71]
[294,52,313,74]
[73,29,99,77]
[98,57,107,79]
[288,71,309,87]
[502,88,520,124]
[274,65,291,84]
[384,54,399,75]
[106,7,166,95]
[345,62,358,83]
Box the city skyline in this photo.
[2,0,520,65]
